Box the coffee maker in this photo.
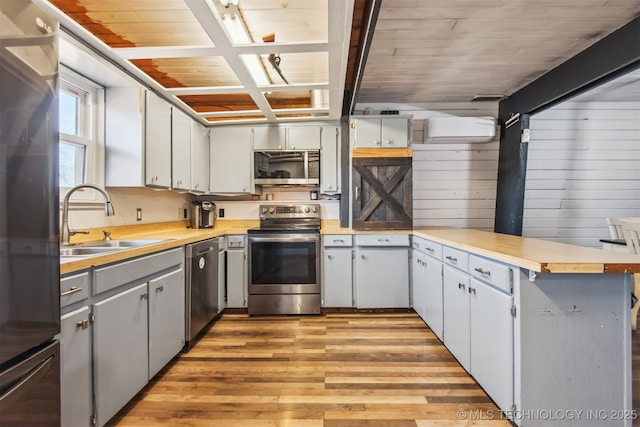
[190,201,216,228]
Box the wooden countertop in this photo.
[59,220,258,275]
[413,227,640,274]
[60,221,640,275]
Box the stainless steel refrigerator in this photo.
[0,0,61,425]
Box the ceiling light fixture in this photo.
[215,4,271,87]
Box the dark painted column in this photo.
[494,114,529,235]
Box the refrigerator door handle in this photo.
[0,355,54,406]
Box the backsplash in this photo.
[61,187,340,230]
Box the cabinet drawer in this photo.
[469,255,512,293]
[93,248,184,295]
[323,235,353,247]
[60,272,89,307]
[442,246,469,271]
[356,234,410,247]
[226,235,246,248]
[412,236,442,260]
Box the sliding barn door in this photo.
[352,156,412,230]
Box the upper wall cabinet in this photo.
[190,122,209,194]
[145,91,172,188]
[320,126,340,194]
[350,116,412,148]
[171,108,192,192]
[105,87,146,187]
[252,125,321,150]
[210,126,253,194]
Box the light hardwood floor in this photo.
[109,312,640,426]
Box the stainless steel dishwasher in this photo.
[185,238,220,349]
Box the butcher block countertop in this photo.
[60,221,640,275]
[59,220,258,275]
[414,227,640,274]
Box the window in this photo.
[58,66,105,200]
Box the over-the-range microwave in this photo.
[254,150,319,186]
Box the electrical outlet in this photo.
[136,208,142,221]
[219,208,225,218]
[183,208,188,219]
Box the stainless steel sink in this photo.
[81,238,171,248]
[60,247,123,256]
[60,238,172,259]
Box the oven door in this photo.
[248,233,320,295]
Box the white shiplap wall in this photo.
[523,101,640,247]
[355,102,500,230]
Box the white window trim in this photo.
[59,65,106,204]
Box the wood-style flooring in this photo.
[109,312,640,427]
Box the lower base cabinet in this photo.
[59,307,92,427]
[323,248,353,307]
[443,265,471,370]
[356,248,409,308]
[94,284,149,427]
[148,269,185,379]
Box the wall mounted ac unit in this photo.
[424,117,496,143]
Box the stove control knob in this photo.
[304,207,310,213]
[312,207,317,213]
[269,207,275,214]
[262,207,267,214]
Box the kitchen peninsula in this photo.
[60,222,640,426]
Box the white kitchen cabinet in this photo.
[322,235,353,307]
[355,234,410,308]
[218,245,226,313]
[171,108,192,192]
[226,235,247,307]
[148,269,185,379]
[411,248,426,319]
[287,126,321,149]
[59,306,92,427]
[252,125,321,150]
[210,126,253,193]
[442,265,471,371]
[469,277,513,412]
[145,91,172,188]
[93,283,149,427]
[190,121,209,194]
[422,254,443,340]
[320,126,340,194]
[350,116,411,148]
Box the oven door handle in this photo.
[248,235,320,244]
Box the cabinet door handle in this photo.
[76,319,90,330]
[426,247,434,253]
[469,287,476,295]
[355,185,360,201]
[378,238,390,243]
[156,285,164,293]
[474,268,491,276]
[458,283,466,290]
[385,139,392,145]
[140,292,149,300]
[333,239,344,243]
[327,254,333,260]
[446,256,457,262]
[60,286,82,297]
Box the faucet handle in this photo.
[69,229,90,236]
[102,230,112,241]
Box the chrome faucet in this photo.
[61,184,115,245]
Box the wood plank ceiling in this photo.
[44,0,356,125]
[42,0,639,124]
[358,0,640,105]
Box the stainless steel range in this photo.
[247,204,321,315]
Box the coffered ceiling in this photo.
[39,0,639,125]
[41,0,356,124]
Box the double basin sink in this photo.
[60,238,172,261]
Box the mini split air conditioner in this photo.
[424,117,496,143]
